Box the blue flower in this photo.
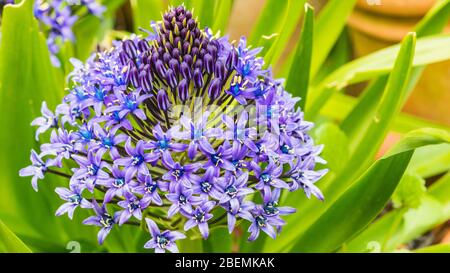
[31,101,58,141]
[55,185,92,219]
[115,138,158,178]
[224,200,254,234]
[72,150,111,192]
[133,173,167,206]
[144,218,186,253]
[172,111,220,160]
[117,191,150,225]
[247,207,285,241]
[162,153,202,189]
[19,150,55,191]
[145,123,187,156]
[97,166,132,203]
[82,200,119,245]
[34,0,105,66]
[216,172,254,213]
[182,201,215,239]
[252,160,290,199]
[166,186,202,218]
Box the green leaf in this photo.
[290,150,414,252]
[345,172,450,252]
[322,92,450,134]
[429,172,450,211]
[212,0,233,34]
[131,0,165,32]
[339,76,388,140]
[310,0,357,78]
[327,34,450,89]
[310,28,352,86]
[392,172,426,209]
[264,0,306,66]
[312,122,349,173]
[188,0,215,29]
[344,196,443,252]
[248,0,288,57]
[0,220,32,253]
[203,227,232,253]
[385,128,450,157]
[308,34,450,118]
[178,238,204,253]
[332,32,416,184]
[409,144,450,178]
[285,4,313,109]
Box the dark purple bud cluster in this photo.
[118,6,230,113]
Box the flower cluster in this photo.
[34,0,105,66]
[20,5,327,252]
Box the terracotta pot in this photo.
[348,0,450,126]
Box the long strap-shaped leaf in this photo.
[290,150,414,252]
[310,0,357,78]
[263,0,306,66]
[345,164,450,252]
[285,4,314,109]
[0,220,32,253]
[212,0,234,34]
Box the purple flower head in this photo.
[288,157,328,201]
[21,5,327,249]
[117,191,150,225]
[31,101,58,141]
[203,142,235,176]
[247,207,285,241]
[262,188,296,217]
[19,150,55,191]
[145,218,186,253]
[222,111,257,150]
[91,123,127,158]
[191,168,221,200]
[162,153,202,189]
[216,172,254,213]
[133,173,167,206]
[145,124,187,157]
[225,200,255,234]
[82,200,118,244]
[105,90,151,121]
[182,201,215,239]
[72,150,111,192]
[40,128,78,163]
[172,112,219,160]
[55,185,92,219]
[97,166,133,203]
[252,160,289,200]
[115,138,158,178]
[166,186,202,218]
